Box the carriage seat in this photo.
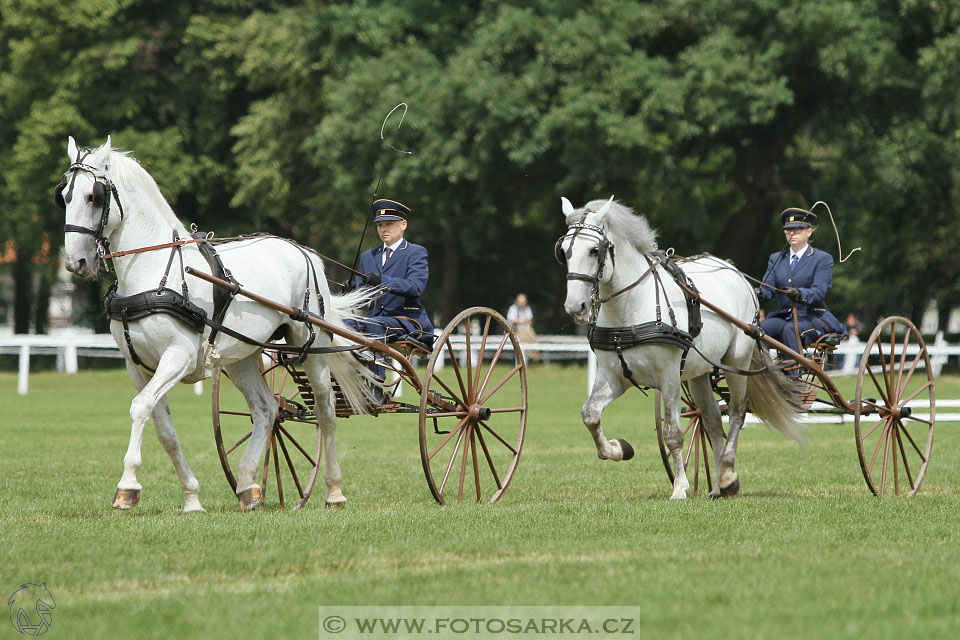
[391,334,434,357]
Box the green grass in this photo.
[2,366,959,639]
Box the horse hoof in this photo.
[616,438,635,461]
[112,488,141,510]
[719,478,740,497]
[325,500,346,510]
[238,487,262,511]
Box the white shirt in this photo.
[790,244,809,264]
[382,239,403,265]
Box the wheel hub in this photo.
[468,404,492,421]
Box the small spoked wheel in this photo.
[419,307,527,504]
[655,383,716,497]
[854,316,935,496]
[212,350,322,509]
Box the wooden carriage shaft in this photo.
[183,266,424,394]
[672,280,854,412]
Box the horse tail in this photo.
[325,287,383,414]
[746,349,806,446]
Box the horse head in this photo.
[59,135,120,278]
[556,196,616,324]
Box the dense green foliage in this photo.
[2,0,958,331]
[2,366,960,638]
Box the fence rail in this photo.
[4,332,960,405]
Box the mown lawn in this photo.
[2,365,958,639]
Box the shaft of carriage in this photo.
[184,266,425,394]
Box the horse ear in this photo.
[67,136,78,160]
[561,196,575,217]
[594,195,615,222]
[104,135,112,151]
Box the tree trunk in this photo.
[13,249,34,334]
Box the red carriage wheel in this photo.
[212,349,322,509]
[854,316,935,496]
[418,307,527,504]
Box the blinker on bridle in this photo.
[56,147,123,260]
[555,220,617,324]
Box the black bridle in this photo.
[555,221,616,323]
[56,148,124,262]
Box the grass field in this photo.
[2,364,959,639]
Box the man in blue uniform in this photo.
[351,198,434,345]
[757,207,846,355]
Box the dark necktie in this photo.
[382,247,393,266]
[790,254,798,271]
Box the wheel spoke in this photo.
[862,415,888,441]
[478,364,522,405]
[443,338,470,403]
[894,423,914,493]
[464,320,474,401]
[866,418,891,475]
[430,369,468,408]
[439,425,468,495]
[899,380,933,407]
[428,417,469,460]
[867,367,891,407]
[477,334,511,399]
[220,410,253,418]
[470,426,482,502]
[426,410,469,419]
[261,431,274,505]
[893,330,910,401]
[896,351,922,401]
[226,430,253,456]
[273,432,285,509]
[276,430,305,499]
[875,338,893,406]
[879,420,892,496]
[472,316,492,395]
[479,420,518,455]
[898,419,929,461]
[701,427,713,490]
[474,426,503,490]
[277,423,319,466]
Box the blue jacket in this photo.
[758,245,845,335]
[354,239,434,333]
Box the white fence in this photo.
[5,331,960,405]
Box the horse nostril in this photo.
[77,258,87,272]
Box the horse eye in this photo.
[86,194,93,203]
[589,247,599,256]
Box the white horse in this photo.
[59,136,376,512]
[557,197,803,499]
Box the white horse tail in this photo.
[746,349,806,446]
[325,287,382,414]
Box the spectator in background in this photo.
[507,293,536,343]
[845,313,864,339]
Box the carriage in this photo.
[191,267,529,509]
[556,196,935,499]
[652,299,935,498]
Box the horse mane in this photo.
[87,143,190,236]
[566,199,658,254]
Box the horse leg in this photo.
[717,373,749,497]
[659,377,690,499]
[686,374,726,499]
[125,363,205,513]
[114,351,196,510]
[581,367,633,461]
[224,354,279,511]
[300,354,346,508]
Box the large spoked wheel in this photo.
[655,383,715,497]
[213,351,322,509]
[419,307,527,504]
[854,316,935,496]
